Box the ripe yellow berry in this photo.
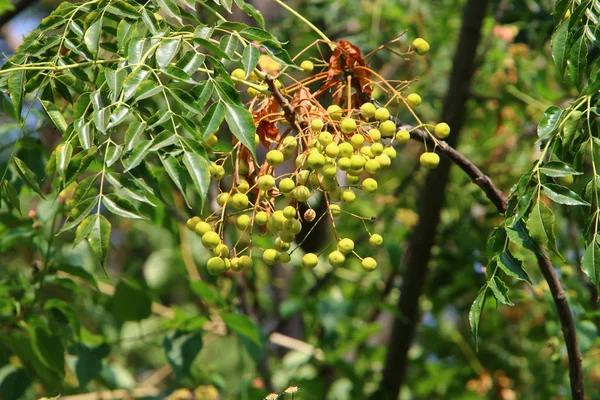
[380,120,396,137]
[263,249,280,265]
[236,214,251,230]
[217,192,230,207]
[360,146,374,158]
[325,143,340,158]
[318,131,333,146]
[365,159,380,174]
[282,135,297,150]
[368,129,381,142]
[328,250,346,267]
[307,152,326,169]
[239,255,253,270]
[247,87,259,97]
[350,134,364,149]
[230,257,241,272]
[362,178,378,193]
[207,257,227,275]
[311,118,324,131]
[201,231,221,249]
[341,118,357,134]
[434,122,451,139]
[255,211,268,225]
[300,60,314,72]
[321,163,338,178]
[283,206,296,219]
[412,38,430,55]
[194,221,212,236]
[303,253,319,269]
[327,105,343,120]
[406,93,421,107]
[330,204,341,216]
[278,178,295,193]
[361,257,377,271]
[186,216,201,231]
[369,234,383,246]
[231,68,246,79]
[206,135,218,147]
[395,129,410,144]
[383,146,397,159]
[293,185,311,202]
[213,243,229,258]
[420,152,440,169]
[338,142,354,158]
[338,238,355,254]
[374,107,390,122]
[258,175,275,191]
[237,179,250,193]
[266,150,284,166]
[350,154,366,169]
[231,193,249,209]
[375,154,392,168]
[338,157,351,171]
[342,189,356,203]
[346,174,360,184]
[360,102,377,119]
[371,143,384,156]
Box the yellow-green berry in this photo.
[412,38,430,55]
[374,107,390,122]
[328,250,346,267]
[361,257,377,271]
[338,238,354,254]
[369,234,383,246]
[300,60,314,72]
[266,150,284,167]
[395,129,410,144]
[362,178,378,193]
[406,93,421,107]
[434,122,450,139]
[420,152,440,169]
[360,102,377,118]
[207,257,227,275]
[202,231,221,249]
[258,175,275,191]
[302,253,319,269]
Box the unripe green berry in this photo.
[194,221,212,236]
[217,192,230,207]
[347,168,363,177]
[210,163,225,180]
[338,142,354,157]
[369,128,381,141]
[369,234,383,246]
[266,150,284,167]
[350,133,364,148]
[380,120,396,137]
[338,238,354,254]
[231,193,249,209]
[374,107,390,122]
[360,102,376,118]
[376,154,391,168]
[412,38,430,55]
[239,255,253,270]
[280,231,296,243]
[362,177,378,193]
[325,143,340,158]
[347,174,360,184]
[231,68,246,80]
[361,257,377,271]
[255,211,269,225]
[237,179,250,193]
[329,187,342,201]
[296,153,308,168]
[383,146,397,159]
[187,216,201,231]
[328,250,346,267]
[239,160,249,174]
[278,178,295,193]
[338,157,351,171]
[283,206,296,219]
[297,170,310,185]
[206,135,218,147]
[330,204,341,216]
[258,175,275,191]
[282,136,297,150]
[275,237,290,251]
[395,129,410,144]
[293,185,311,202]
[263,249,280,265]
[307,152,326,169]
[300,60,314,72]
[406,93,421,107]
[318,131,333,146]
[420,152,440,169]
[202,231,221,249]
[341,118,357,134]
[350,154,366,169]
[342,189,356,203]
[434,122,450,139]
[230,257,241,272]
[311,118,324,131]
[303,253,319,269]
[360,146,374,158]
[365,159,380,174]
[279,252,291,263]
[327,105,343,120]
[283,218,302,234]
[207,257,227,275]
[236,214,251,230]
[213,243,229,258]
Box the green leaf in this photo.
[261,40,296,67]
[124,140,153,172]
[240,27,277,43]
[568,35,588,89]
[103,194,144,219]
[164,330,203,379]
[513,186,536,223]
[537,106,564,139]
[107,105,130,129]
[40,100,68,133]
[582,241,600,291]
[61,198,98,237]
[13,157,44,198]
[73,343,110,388]
[219,34,238,62]
[241,3,265,28]
[241,44,259,79]
[150,130,178,151]
[488,276,513,306]
[182,53,205,75]
[156,0,182,23]
[221,313,262,346]
[156,39,180,69]
[551,21,570,76]
[123,68,150,101]
[7,70,24,122]
[31,325,64,375]
[125,120,146,152]
[193,37,231,59]
[117,20,135,52]
[527,201,562,259]
[83,18,102,54]
[135,80,163,101]
[497,250,532,284]
[2,180,21,213]
[160,156,191,208]
[469,286,488,347]
[0,365,30,400]
[93,107,109,133]
[105,68,126,102]
[201,102,225,138]
[108,1,139,18]
[539,160,582,177]
[87,214,111,273]
[106,144,123,167]
[56,143,73,180]
[183,151,210,209]
[543,183,589,206]
[190,280,224,306]
[222,100,256,159]
[109,280,152,321]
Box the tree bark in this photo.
[374,1,490,398]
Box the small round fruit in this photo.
[263,249,280,265]
[329,204,341,216]
[275,237,290,251]
[304,208,316,222]
[412,38,430,55]
[258,175,276,191]
[380,120,396,137]
[283,218,302,234]
[237,179,250,193]
[360,102,376,118]
[322,163,338,178]
[365,159,380,174]
[318,131,333,146]
[360,146,373,158]
[213,243,229,258]
[341,118,357,134]
[350,134,364,148]
[279,253,291,263]
[239,255,253,270]
[186,216,201,231]
[420,152,440,169]
[434,122,450,139]
[231,68,246,79]
[361,257,377,271]
[280,231,296,243]
[338,142,354,158]
[278,178,295,193]
[293,185,311,202]
[282,135,297,150]
[206,135,218,147]
[266,150,284,166]
[362,178,378,193]
[297,170,310,185]
[311,118,324,131]
[406,93,422,107]
[371,142,384,156]
[338,157,351,171]
[201,231,221,249]
[338,238,354,254]
[325,143,340,158]
[375,154,392,168]
[307,153,326,169]
[231,193,249,209]
[342,189,356,203]
[194,221,212,236]
[283,206,296,219]
[346,174,361,184]
[207,257,227,275]
[327,105,343,120]
[236,214,251,230]
[255,211,269,225]
[210,164,225,180]
[395,129,410,144]
[369,234,383,246]
[328,250,346,267]
[350,154,366,169]
[230,257,241,272]
[300,60,314,72]
[303,253,319,269]
[217,192,230,207]
[369,128,381,141]
[247,87,260,97]
[374,107,390,122]
[383,146,397,159]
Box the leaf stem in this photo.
[271,0,333,46]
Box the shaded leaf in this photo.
[582,240,600,291]
[221,313,262,346]
[200,102,225,138]
[543,183,589,206]
[40,100,68,133]
[497,250,532,284]
[103,194,144,219]
[164,331,203,379]
[13,157,44,198]
[539,160,582,177]
[538,106,564,139]
[183,151,210,209]
[83,18,102,53]
[109,280,152,321]
[87,214,111,273]
[528,201,562,259]
[488,276,513,306]
[469,286,488,347]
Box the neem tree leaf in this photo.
[109,280,152,322]
[222,99,257,159]
[469,285,488,347]
[164,330,203,379]
[221,313,262,347]
[87,214,111,274]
